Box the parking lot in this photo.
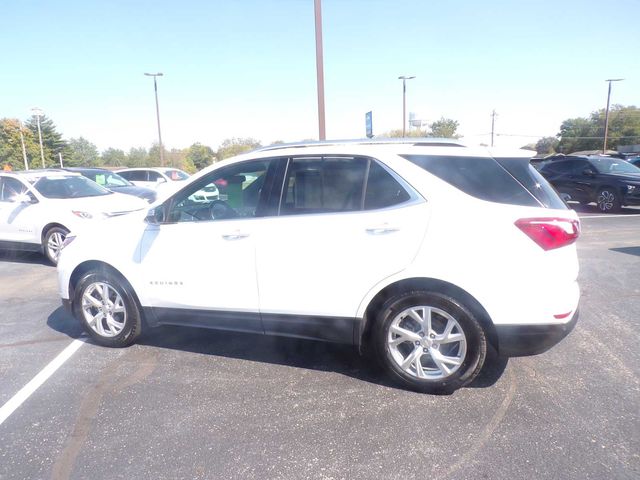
[0,209,638,480]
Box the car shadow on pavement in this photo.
[47,307,507,393]
[47,306,85,339]
[0,250,50,266]
[610,246,640,257]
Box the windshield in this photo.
[90,171,132,187]
[162,169,190,181]
[589,157,640,174]
[33,175,112,198]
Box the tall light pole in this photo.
[31,107,45,168]
[144,72,165,166]
[398,75,415,137]
[18,120,29,170]
[603,78,624,153]
[314,0,326,140]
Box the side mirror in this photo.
[583,168,596,176]
[156,177,167,183]
[145,205,166,225]
[16,193,37,204]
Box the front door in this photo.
[0,177,40,245]
[136,158,280,334]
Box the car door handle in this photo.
[366,225,399,235]
[222,231,250,240]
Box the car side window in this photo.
[571,160,590,175]
[0,177,28,202]
[166,159,274,223]
[364,161,411,210]
[120,171,147,182]
[280,156,368,215]
[147,171,164,182]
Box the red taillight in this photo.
[515,217,580,251]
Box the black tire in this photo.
[43,226,69,265]
[596,188,621,213]
[73,270,142,347]
[372,291,486,394]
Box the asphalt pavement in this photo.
[0,210,638,480]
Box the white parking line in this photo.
[0,338,85,426]
[580,214,640,219]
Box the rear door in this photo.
[255,155,429,343]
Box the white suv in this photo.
[0,170,148,264]
[57,140,580,393]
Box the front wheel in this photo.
[596,188,621,213]
[43,226,69,265]
[373,291,486,394]
[73,271,142,347]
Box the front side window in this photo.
[589,157,640,174]
[34,176,111,199]
[166,159,273,223]
[280,157,368,215]
[0,177,29,202]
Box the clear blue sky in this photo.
[2,0,639,151]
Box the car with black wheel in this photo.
[538,155,640,212]
[0,170,148,264]
[57,139,580,394]
[62,167,157,203]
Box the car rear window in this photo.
[494,157,567,209]
[401,155,541,207]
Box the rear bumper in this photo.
[495,308,578,357]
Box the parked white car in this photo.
[116,167,190,197]
[0,170,148,264]
[57,140,580,393]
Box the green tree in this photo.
[101,148,127,167]
[67,137,100,167]
[216,137,261,160]
[127,147,149,167]
[25,115,68,167]
[185,143,215,171]
[428,117,461,138]
[557,105,640,153]
[0,118,40,170]
[535,136,560,155]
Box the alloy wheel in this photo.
[597,190,615,212]
[46,231,66,262]
[387,306,467,380]
[81,282,127,337]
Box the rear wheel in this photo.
[373,291,486,394]
[73,270,142,347]
[43,226,69,265]
[596,188,621,213]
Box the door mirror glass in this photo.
[145,205,166,224]
[16,193,36,204]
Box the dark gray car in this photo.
[62,167,157,203]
